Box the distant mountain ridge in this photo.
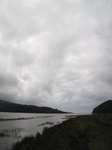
[0,99,66,113]
[92,100,112,113]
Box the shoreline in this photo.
[11,114,112,150]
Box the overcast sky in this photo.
[0,0,112,113]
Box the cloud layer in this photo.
[0,0,112,113]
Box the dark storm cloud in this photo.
[0,0,112,113]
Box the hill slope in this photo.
[0,99,12,104]
[0,99,66,113]
[92,100,112,113]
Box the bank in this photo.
[12,114,112,150]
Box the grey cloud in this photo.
[0,1,42,41]
[0,0,112,113]
[0,72,18,87]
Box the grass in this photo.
[0,117,35,121]
[0,132,6,137]
[11,114,112,150]
[38,121,55,126]
[0,128,23,138]
[0,131,10,137]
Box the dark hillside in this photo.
[0,99,66,113]
[0,99,12,104]
[92,100,112,113]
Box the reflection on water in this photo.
[0,112,71,150]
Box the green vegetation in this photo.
[0,128,23,138]
[38,122,55,126]
[0,117,35,121]
[0,99,66,113]
[12,114,112,150]
[92,100,112,113]
[0,132,6,137]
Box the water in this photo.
[0,112,71,150]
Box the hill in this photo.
[92,100,112,113]
[12,114,112,150]
[0,99,12,104]
[0,99,66,113]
